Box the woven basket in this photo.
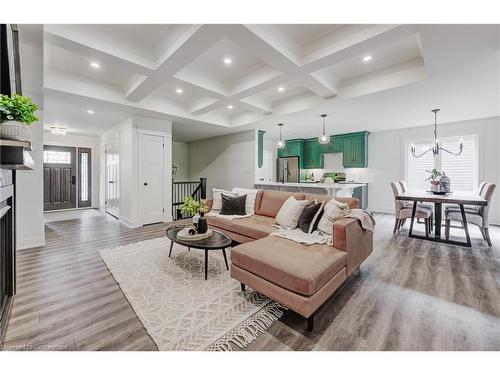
[0,121,32,142]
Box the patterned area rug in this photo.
[99,236,283,351]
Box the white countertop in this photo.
[255,181,366,189]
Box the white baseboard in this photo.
[119,216,140,228]
[17,235,45,250]
[367,205,394,215]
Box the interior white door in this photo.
[105,142,120,218]
[141,133,164,225]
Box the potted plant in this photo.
[425,168,442,191]
[0,94,39,142]
[180,196,209,233]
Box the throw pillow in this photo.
[274,196,310,229]
[232,187,260,215]
[220,194,247,215]
[212,188,237,211]
[298,200,325,234]
[316,199,350,235]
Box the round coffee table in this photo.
[165,225,232,280]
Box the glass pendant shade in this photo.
[318,114,329,144]
[318,134,329,144]
[277,123,285,149]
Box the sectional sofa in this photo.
[206,189,373,331]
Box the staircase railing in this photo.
[172,177,207,220]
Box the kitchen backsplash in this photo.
[301,153,369,182]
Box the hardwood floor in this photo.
[3,213,500,350]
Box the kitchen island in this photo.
[254,181,367,198]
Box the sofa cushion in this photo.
[255,190,305,217]
[232,187,260,215]
[212,188,237,211]
[275,196,310,229]
[220,194,246,215]
[207,214,275,240]
[317,199,350,235]
[298,200,324,233]
[231,236,347,296]
[304,194,358,209]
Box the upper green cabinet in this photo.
[257,130,265,168]
[303,138,323,169]
[280,131,368,169]
[337,131,369,168]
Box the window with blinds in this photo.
[406,135,478,192]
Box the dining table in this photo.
[396,191,487,247]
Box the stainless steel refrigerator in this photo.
[277,157,299,183]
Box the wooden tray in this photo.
[176,228,213,241]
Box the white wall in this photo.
[100,115,172,227]
[367,116,500,224]
[189,130,255,197]
[16,26,44,250]
[172,141,189,181]
[44,132,100,208]
[16,113,44,249]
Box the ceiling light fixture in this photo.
[411,109,463,158]
[363,55,372,62]
[227,105,234,110]
[223,57,232,65]
[176,88,183,94]
[87,109,95,114]
[89,61,101,69]
[277,123,285,149]
[50,126,67,135]
[317,114,330,145]
[278,86,285,92]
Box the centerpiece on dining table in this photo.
[425,168,451,194]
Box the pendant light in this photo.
[277,123,285,149]
[410,109,463,158]
[317,114,329,144]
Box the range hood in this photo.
[0,139,34,170]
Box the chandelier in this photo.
[410,109,463,158]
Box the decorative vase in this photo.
[197,212,208,234]
[0,120,32,142]
[192,213,200,225]
[430,180,439,192]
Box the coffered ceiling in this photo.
[42,24,500,141]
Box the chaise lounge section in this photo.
[206,189,373,331]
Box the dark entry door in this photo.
[43,145,77,211]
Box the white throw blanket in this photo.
[206,211,253,220]
[270,226,333,246]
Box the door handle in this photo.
[144,182,148,186]
[72,176,76,185]
[109,181,114,184]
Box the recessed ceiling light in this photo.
[87,109,95,114]
[227,105,234,110]
[176,88,183,94]
[363,55,372,62]
[278,87,285,92]
[90,61,101,69]
[223,57,232,65]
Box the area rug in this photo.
[99,236,284,351]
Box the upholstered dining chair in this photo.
[397,180,434,230]
[445,183,496,246]
[391,182,433,235]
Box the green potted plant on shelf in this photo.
[180,196,209,233]
[425,168,442,191]
[0,94,39,142]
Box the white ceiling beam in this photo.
[44,25,155,74]
[227,25,338,98]
[125,25,225,102]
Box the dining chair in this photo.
[445,183,496,246]
[391,182,433,235]
[397,180,433,230]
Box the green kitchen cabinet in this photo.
[303,138,323,169]
[340,131,368,168]
[257,130,265,168]
[331,136,343,154]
